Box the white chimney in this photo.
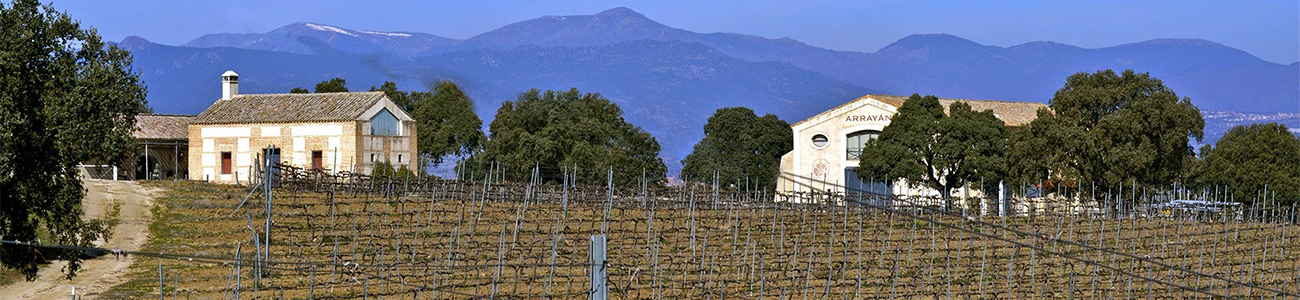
[221,70,239,100]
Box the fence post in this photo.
[264,152,273,281]
[158,259,163,300]
[590,235,608,300]
[998,180,1007,217]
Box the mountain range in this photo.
[120,7,1299,174]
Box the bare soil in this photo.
[0,179,155,300]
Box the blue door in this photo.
[842,167,894,197]
[263,147,281,184]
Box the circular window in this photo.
[811,134,829,149]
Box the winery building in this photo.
[778,94,1047,196]
[188,71,417,183]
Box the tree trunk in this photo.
[940,188,954,211]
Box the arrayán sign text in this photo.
[844,114,892,122]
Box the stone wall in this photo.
[189,120,419,184]
[355,119,419,175]
[188,121,360,183]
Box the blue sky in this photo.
[44,0,1300,64]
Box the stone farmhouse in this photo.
[187,71,416,183]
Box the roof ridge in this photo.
[233,91,385,98]
[138,113,196,117]
[193,91,387,125]
[790,93,1049,128]
[860,93,1046,105]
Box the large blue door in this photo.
[844,168,891,195]
[263,147,281,184]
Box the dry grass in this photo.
[0,268,23,286]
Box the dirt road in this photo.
[0,179,155,300]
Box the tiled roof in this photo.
[791,94,1049,127]
[191,91,386,124]
[134,114,193,140]
[939,98,1047,127]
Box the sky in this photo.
[39,0,1300,64]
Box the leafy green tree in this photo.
[1004,108,1088,194]
[0,0,148,279]
[462,88,666,186]
[680,107,791,190]
[1007,70,1204,192]
[1196,123,1300,205]
[314,77,348,93]
[855,95,1007,207]
[289,87,309,93]
[413,81,484,166]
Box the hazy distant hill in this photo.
[118,36,409,113]
[184,22,459,56]
[129,7,1300,173]
[176,7,1298,113]
[412,40,870,160]
[853,35,1297,113]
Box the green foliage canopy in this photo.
[1196,123,1300,205]
[1007,70,1204,191]
[680,107,791,190]
[462,88,667,186]
[0,0,149,279]
[314,77,348,93]
[855,95,1008,203]
[411,81,484,165]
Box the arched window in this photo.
[846,130,880,160]
[370,108,401,136]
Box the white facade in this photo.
[778,96,905,195]
[778,94,1046,198]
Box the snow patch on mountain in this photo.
[305,23,356,36]
[358,30,412,37]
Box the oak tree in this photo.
[1196,123,1300,205]
[462,88,666,186]
[855,95,1008,208]
[680,107,791,190]
[313,77,348,93]
[1008,70,1203,193]
[1,0,149,279]
[405,81,484,166]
